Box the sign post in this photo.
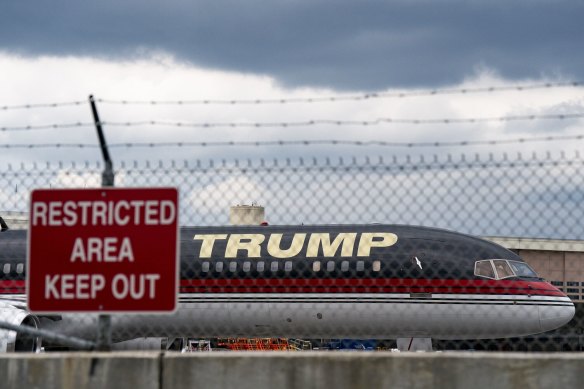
[27,188,179,345]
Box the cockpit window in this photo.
[508,261,538,278]
[474,260,496,279]
[493,260,515,279]
[475,259,539,280]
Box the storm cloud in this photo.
[2,0,583,90]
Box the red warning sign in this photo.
[27,188,179,313]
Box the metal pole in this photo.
[0,320,95,350]
[89,94,114,351]
[95,315,112,351]
[89,95,114,187]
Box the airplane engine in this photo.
[0,304,42,352]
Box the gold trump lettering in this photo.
[357,232,398,257]
[193,234,228,258]
[194,232,398,258]
[225,234,265,258]
[306,233,357,257]
[267,233,306,258]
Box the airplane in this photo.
[0,223,576,352]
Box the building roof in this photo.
[484,236,584,253]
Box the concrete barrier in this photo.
[2,351,584,389]
[162,352,584,389]
[0,352,160,389]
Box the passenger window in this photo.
[3,264,10,274]
[271,262,279,272]
[229,262,237,272]
[474,260,496,279]
[341,261,349,272]
[243,262,251,272]
[16,264,23,274]
[201,262,210,272]
[326,261,335,272]
[215,262,224,272]
[493,260,515,279]
[372,261,381,272]
[257,261,265,272]
[285,261,292,272]
[313,261,321,272]
[356,261,365,271]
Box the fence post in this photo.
[89,95,115,187]
[89,94,113,351]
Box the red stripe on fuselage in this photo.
[0,280,25,294]
[178,278,564,297]
[0,279,565,297]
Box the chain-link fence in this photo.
[1,152,583,351]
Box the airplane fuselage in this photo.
[0,224,576,346]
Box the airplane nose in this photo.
[539,302,576,332]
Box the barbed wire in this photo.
[96,82,583,105]
[0,122,93,131]
[0,100,86,111]
[2,113,583,132]
[103,114,584,128]
[1,134,583,149]
[0,82,581,111]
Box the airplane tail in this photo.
[0,216,8,232]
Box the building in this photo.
[487,236,584,302]
[229,205,265,226]
[0,211,28,230]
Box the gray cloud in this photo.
[1,0,583,90]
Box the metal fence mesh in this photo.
[1,152,583,351]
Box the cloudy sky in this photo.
[1,0,584,235]
[1,0,584,163]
